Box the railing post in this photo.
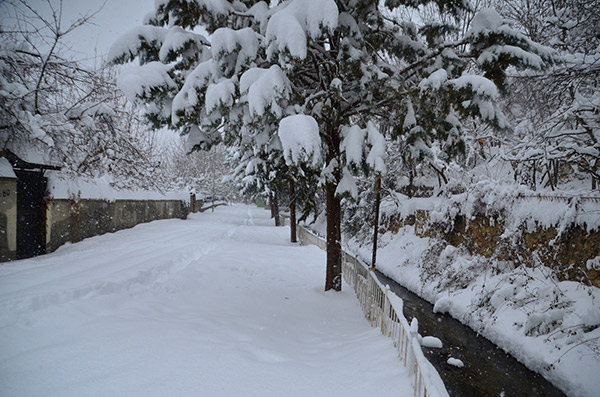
[382,286,390,335]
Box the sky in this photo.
[0,0,154,64]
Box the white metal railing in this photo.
[297,224,449,397]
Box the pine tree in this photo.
[110,0,555,291]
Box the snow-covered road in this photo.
[0,205,412,396]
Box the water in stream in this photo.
[375,271,566,397]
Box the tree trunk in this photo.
[371,174,381,271]
[271,190,281,226]
[289,176,297,243]
[532,160,537,191]
[324,120,343,291]
[407,156,415,198]
[325,180,342,291]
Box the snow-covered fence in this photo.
[296,224,449,397]
[198,200,228,212]
[296,224,327,250]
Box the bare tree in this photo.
[0,0,163,190]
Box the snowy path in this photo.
[0,205,412,396]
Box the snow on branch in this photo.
[278,114,322,167]
[341,125,365,167]
[159,26,209,63]
[366,121,386,174]
[116,62,176,103]
[205,79,236,113]
[419,69,507,128]
[211,27,259,73]
[341,122,386,174]
[266,0,338,59]
[336,168,358,198]
[240,65,290,117]
[449,75,498,99]
[466,8,558,72]
[108,25,167,64]
[172,61,217,124]
[419,69,447,91]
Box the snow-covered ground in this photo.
[0,205,412,396]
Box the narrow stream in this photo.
[375,271,566,397]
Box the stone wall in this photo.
[384,210,600,288]
[45,199,188,253]
[0,177,17,261]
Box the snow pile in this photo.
[0,205,413,396]
[447,357,464,368]
[421,336,443,349]
[47,172,189,202]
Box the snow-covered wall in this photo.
[45,198,189,254]
[47,172,190,202]
[381,198,600,287]
[0,169,192,262]
[0,176,17,261]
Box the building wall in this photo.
[45,199,189,253]
[0,177,17,261]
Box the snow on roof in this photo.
[0,157,16,179]
[8,145,55,167]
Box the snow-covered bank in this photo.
[0,205,412,396]
[347,224,600,397]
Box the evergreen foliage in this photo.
[110,0,556,291]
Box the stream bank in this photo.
[375,271,566,396]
